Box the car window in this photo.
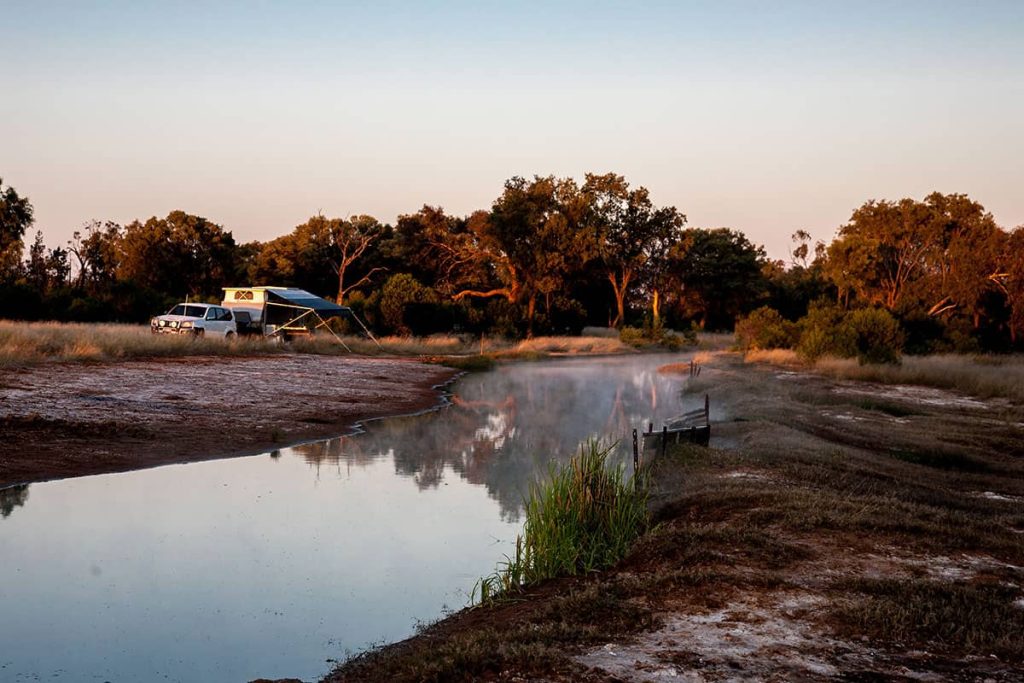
[205,308,217,320]
[219,308,232,321]
[170,305,209,318]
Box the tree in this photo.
[583,173,684,327]
[1006,227,1024,344]
[666,228,768,329]
[918,192,1005,328]
[0,178,33,281]
[385,206,484,296]
[824,198,934,311]
[118,211,237,297]
[69,220,123,292]
[455,176,591,336]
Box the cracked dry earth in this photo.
[0,354,455,487]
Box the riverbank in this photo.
[0,354,456,487]
[322,352,1024,681]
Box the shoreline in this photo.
[0,354,457,489]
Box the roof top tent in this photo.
[221,286,380,351]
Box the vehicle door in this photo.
[219,307,236,335]
[204,307,223,335]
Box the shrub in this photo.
[797,301,857,361]
[619,326,646,347]
[847,307,904,365]
[735,306,798,351]
[378,274,440,335]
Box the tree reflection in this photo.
[0,484,29,519]
[287,357,688,521]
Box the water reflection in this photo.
[293,355,690,520]
[0,484,29,519]
[0,354,692,682]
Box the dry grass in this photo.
[741,348,802,366]
[743,348,1024,402]
[0,320,281,366]
[512,336,631,355]
[0,322,642,367]
[814,354,1024,402]
[696,332,735,350]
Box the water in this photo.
[0,354,694,682]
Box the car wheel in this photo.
[225,331,235,340]
[194,328,205,338]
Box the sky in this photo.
[2,0,1023,260]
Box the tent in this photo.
[222,286,380,350]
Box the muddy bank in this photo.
[0,354,455,488]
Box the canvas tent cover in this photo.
[263,288,350,318]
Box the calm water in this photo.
[0,354,694,682]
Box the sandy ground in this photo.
[0,354,455,488]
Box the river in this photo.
[0,354,694,682]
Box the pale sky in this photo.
[3,0,1023,259]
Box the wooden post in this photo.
[648,422,653,434]
[632,428,639,472]
[661,425,668,458]
[704,394,710,424]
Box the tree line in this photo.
[1,174,1021,350]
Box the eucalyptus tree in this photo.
[455,175,592,336]
[0,178,33,281]
[582,173,684,327]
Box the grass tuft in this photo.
[475,440,649,603]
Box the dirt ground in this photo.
[0,354,455,488]
[325,353,1024,683]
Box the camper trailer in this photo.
[220,286,376,347]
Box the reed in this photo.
[474,440,649,604]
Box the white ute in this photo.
[151,303,237,338]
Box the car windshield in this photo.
[168,305,208,318]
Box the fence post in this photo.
[704,394,710,423]
[632,428,639,472]
[661,425,668,458]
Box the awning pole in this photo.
[350,311,382,349]
[314,313,352,352]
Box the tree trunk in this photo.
[526,293,537,338]
[608,269,632,328]
[336,266,345,305]
[651,288,661,329]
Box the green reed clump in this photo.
[474,440,649,604]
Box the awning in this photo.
[264,288,351,318]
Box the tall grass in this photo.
[743,347,1024,402]
[474,441,649,603]
[0,320,282,366]
[814,354,1024,402]
[0,321,644,366]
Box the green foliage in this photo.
[0,178,34,281]
[666,227,768,330]
[794,303,904,365]
[379,273,440,335]
[475,441,649,603]
[796,301,857,361]
[735,306,798,351]
[846,307,904,365]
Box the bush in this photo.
[619,326,646,347]
[378,274,439,335]
[797,301,857,361]
[735,306,798,351]
[847,307,904,365]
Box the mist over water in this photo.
[0,354,695,682]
